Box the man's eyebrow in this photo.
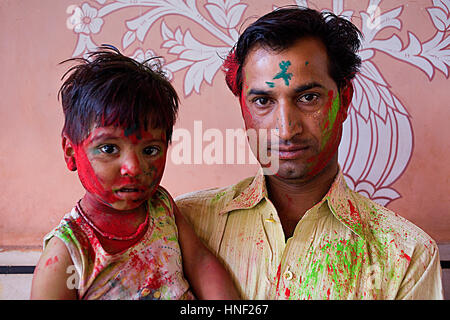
[246,82,325,96]
[294,82,325,93]
[247,88,273,96]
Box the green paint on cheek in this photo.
[305,61,309,66]
[320,92,340,150]
[91,148,101,155]
[328,93,341,130]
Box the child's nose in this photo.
[120,151,142,177]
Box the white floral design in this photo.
[67,0,450,205]
[131,48,171,79]
[293,0,449,205]
[68,2,104,35]
[160,21,231,95]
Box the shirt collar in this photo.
[322,169,364,237]
[219,167,267,214]
[220,166,364,238]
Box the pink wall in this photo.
[1,0,449,247]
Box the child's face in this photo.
[67,124,167,211]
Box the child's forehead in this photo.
[84,124,166,143]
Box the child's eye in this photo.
[99,144,118,154]
[143,146,161,157]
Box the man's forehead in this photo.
[244,37,328,67]
[242,38,332,88]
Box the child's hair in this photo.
[59,45,179,145]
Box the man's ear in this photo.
[62,135,77,171]
[339,80,354,121]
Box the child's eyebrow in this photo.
[88,132,120,143]
[89,132,167,144]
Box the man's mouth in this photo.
[270,145,311,160]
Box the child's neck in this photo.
[79,193,149,254]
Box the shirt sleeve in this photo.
[396,241,444,300]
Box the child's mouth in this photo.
[119,187,141,192]
[114,186,147,199]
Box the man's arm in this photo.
[30,237,78,300]
[396,242,444,299]
[173,203,240,300]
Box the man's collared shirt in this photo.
[176,168,443,299]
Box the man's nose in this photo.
[120,150,142,177]
[275,100,302,141]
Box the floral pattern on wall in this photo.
[66,0,450,205]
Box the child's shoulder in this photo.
[43,208,81,247]
[150,185,176,215]
[154,185,172,202]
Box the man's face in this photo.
[240,37,351,180]
[65,124,168,211]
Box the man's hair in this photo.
[59,46,179,145]
[223,6,362,96]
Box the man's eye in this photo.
[253,97,271,107]
[299,93,319,104]
[99,144,118,154]
[143,146,161,156]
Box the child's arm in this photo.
[30,237,78,299]
[173,203,240,300]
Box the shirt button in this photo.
[283,267,293,281]
[265,213,276,223]
[141,288,151,297]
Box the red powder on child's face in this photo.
[73,125,167,211]
[74,143,113,203]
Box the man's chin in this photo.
[263,160,311,180]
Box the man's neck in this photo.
[265,160,338,239]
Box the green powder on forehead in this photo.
[273,60,293,86]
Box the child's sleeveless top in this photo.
[43,186,195,300]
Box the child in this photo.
[30,46,239,300]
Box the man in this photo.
[175,7,443,299]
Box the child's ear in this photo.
[62,135,77,171]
